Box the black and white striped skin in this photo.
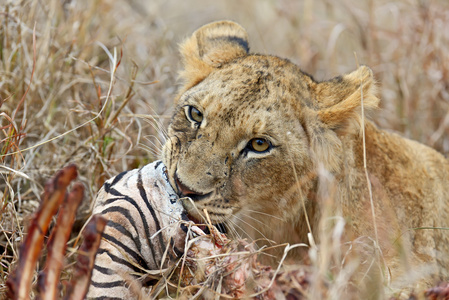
[87,161,187,299]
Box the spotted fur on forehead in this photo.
[180,55,316,126]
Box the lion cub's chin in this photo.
[179,196,230,224]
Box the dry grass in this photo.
[1,0,449,298]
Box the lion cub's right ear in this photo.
[179,21,249,89]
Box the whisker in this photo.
[142,136,165,155]
[142,137,164,155]
[225,217,251,242]
[221,216,242,240]
[244,209,283,221]
[133,113,169,141]
[238,212,276,233]
[141,112,169,139]
[144,134,165,148]
[139,144,161,158]
[140,141,160,153]
[232,215,274,246]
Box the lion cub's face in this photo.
[164,56,314,223]
[162,21,377,224]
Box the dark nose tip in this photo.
[175,174,212,201]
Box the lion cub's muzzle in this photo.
[174,173,228,234]
[174,173,212,201]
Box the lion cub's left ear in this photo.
[315,66,379,134]
[179,21,249,89]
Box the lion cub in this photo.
[162,21,449,290]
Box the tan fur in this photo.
[162,21,449,288]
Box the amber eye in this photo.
[186,106,203,124]
[248,138,271,153]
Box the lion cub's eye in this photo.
[185,106,203,124]
[248,138,271,153]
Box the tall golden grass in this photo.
[1,0,448,298]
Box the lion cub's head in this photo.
[162,21,378,225]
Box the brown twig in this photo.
[37,183,85,300]
[63,214,107,300]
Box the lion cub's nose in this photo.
[175,174,212,201]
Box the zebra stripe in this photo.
[86,161,186,299]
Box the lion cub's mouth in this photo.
[174,173,227,233]
[174,173,212,201]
